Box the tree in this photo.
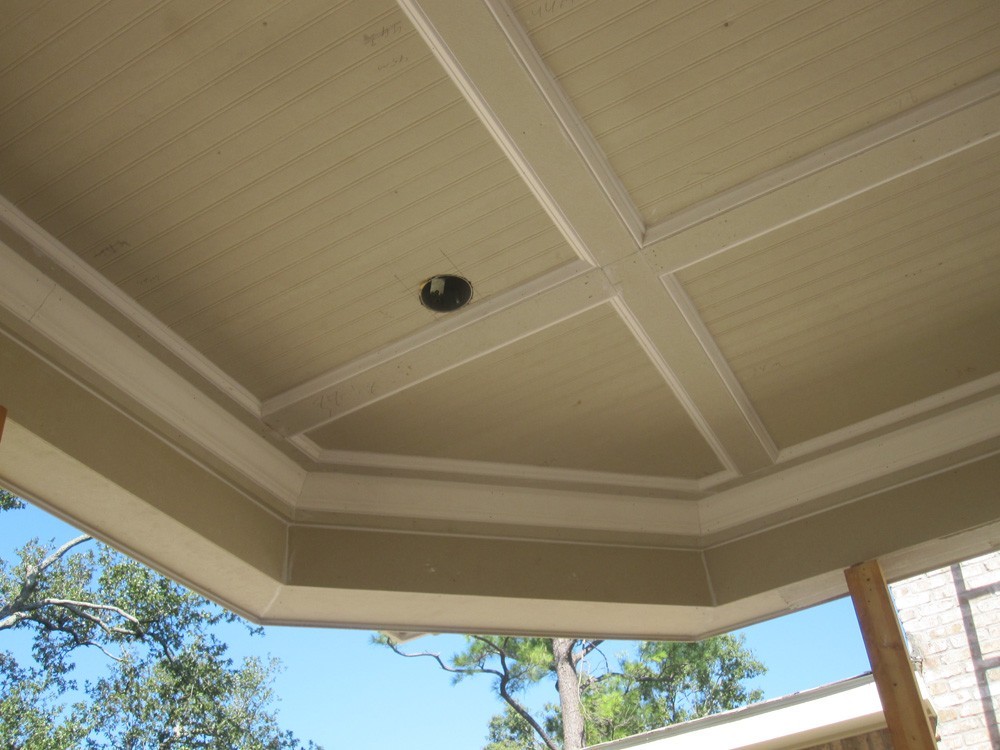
[0,490,320,749]
[378,631,765,750]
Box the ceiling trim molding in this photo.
[305,441,716,494]
[262,264,612,435]
[777,373,1000,463]
[699,394,1000,535]
[643,71,1000,252]
[480,0,646,246]
[289,395,1000,542]
[397,0,641,268]
[660,273,779,462]
[644,80,1000,275]
[297,470,702,537]
[0,241,306,506]
[0,196,261,415]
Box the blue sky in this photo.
[2,500,871,749]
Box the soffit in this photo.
[513,0,1000,222]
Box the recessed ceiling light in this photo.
[420,274,473,312]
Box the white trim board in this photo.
[0,240,306,506]
[0,196,261,414]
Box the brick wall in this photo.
[801,728,893,750]
[890,552,1000,750]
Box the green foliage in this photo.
[484,705,552,750]
[576,638,766,745]
[89,648,303,748]
[382,632,765,750]
[0,654,89,749]
[0,494,319,749]
[0,489,24,511]
[451,636,553,691]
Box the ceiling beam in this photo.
[291,0,782,476]
[261,263,612,435]
[397,0,641,266]
[606,254,776,473]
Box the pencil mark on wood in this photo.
[378,54,408,72]
[526,0,580,20]
[363,21,403,48]
[95,240,130,259]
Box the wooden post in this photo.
[845,559,937,749]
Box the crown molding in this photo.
[700,394,1000,535]
[306,439,717,495]
[0,239,306,506]
[777,372,1000,463]
[298,470,702,537]
[0,196,261,414]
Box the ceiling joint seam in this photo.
[700,550,718,608]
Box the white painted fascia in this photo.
[586,674,885,750]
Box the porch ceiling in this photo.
[1,0,998,638]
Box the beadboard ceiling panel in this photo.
[512,0,1000,222]
[306,303,722,478]
[676,136,1000,448]
[0,0,576,397]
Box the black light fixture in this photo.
[420,274,473,312]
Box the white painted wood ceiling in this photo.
[1,0,998,512]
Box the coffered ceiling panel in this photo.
[0,0,576,398]
[676,136,1000,448]
[513,0,1000,222]
[307,304,722,479]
